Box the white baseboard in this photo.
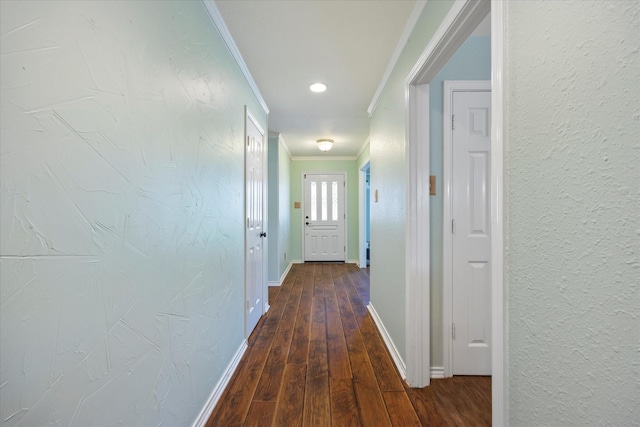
[367,303,407,380]
[192,340,248,427]
[347,259,360,265]
[431,366,445,379]
[268,260,295,287]
[279,261,293,284]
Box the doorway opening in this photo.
[443,80,492,376]
[359,161,371,268]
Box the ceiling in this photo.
[214,0,419,158]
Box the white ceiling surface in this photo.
[214,0,419,158]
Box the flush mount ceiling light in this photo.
[309,82,327,93]
[317,138,334,152]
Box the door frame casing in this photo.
[404,0,507,424]
[405,82,431,387]
[442,80,492,378]
[244,107,268,338]
[301,171,348,262]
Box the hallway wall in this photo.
[0,1,267,426]
[370,0,638,424]
[369,0,456,366]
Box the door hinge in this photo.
[451,219,455,234]
[452,114,455,130]
[452,323,456,339]
[246,300,250,310]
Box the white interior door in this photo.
[303,173,346,262]
[452,89,492,375]
[245,110,265,337]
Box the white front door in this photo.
[452,89,492,375]
[245,110,266,337]
[303,173,346,262]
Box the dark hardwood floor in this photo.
[207,262,491,426]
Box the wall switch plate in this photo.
[294,201,300,209]
[430,175,436,195]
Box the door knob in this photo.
[260,232,267,238]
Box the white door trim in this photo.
[405,82,431,387]
[442,80,491,378]
[301,171,347,262]
[359,161,370,268]
[490,2,508,423]
[404,0,508,424]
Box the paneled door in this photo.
[303,173,346,262]
[245,110,266,338]
[452,89,492,375]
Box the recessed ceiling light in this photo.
[309,82,327,93]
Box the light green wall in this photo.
[267,135,291,283]
[278,139,291,278]
[268,135,280,282]
[0,1,266,425]
[369,0,455,363]
[289,159,360,262]
[428,35,491,366]
[506,1,639,424]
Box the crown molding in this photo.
[201,0,269,115]
[367,0,427,117]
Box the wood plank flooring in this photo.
[207,262,491,427]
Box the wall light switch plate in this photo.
[430,176,436,195]
[294,201,301,209]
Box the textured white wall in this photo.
[0,1,266,425]
[506,0,639,424]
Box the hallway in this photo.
[207,263,490,426]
